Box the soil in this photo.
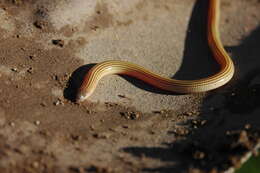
[0,0,260,173]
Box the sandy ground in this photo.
[0,0,259,172]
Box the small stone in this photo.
[11,68,18,72]
[129,136,139,141]
[90,125,95,131]
[13,147,23,154]
[120,111,140,120]
[34,20,45,29]
[118,94,126,98]
[238,130,249,145]
[35,121,40,125]
[52,39,64,47]
[27,67,33,74]
[192,120,198,125]
[85,110,93,114]
[71,134,81,141]
[40,102,47,107]
[122,125,129,129]
[32,161,39,168]
[244,124,251,129]
[130,112,140,119]
[93,133,109,139]
[193,151,205,160]
[90,25,99,31]
[39,130,49,136]
[10,122,15,127]
[174,128,189,136]
[226,130,231,135]
[53,101,59,106]
[29,55,34,60]
[53,100,63,106]
[201,120,207,126]
[153,110,164,114]
[53,75,59,81]
[187,112,193,116]
[108,128,116,132]
[149,130,156,135]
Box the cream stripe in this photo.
[76,0,235,102]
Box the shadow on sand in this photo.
[122,0,260,172]
[64,0,219,100]
[63,0,260,171]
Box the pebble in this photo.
[129,136,139,141]
[187,112,193,116]
[122,125,129,129]
[238,130,249,145]
[31,161,39,168]
[149,130,156,135]
[11,68,18,72]
[27,67,33,74]
[90,125,95,131]
[40,102,47,107]
[120,111,140,120]
[153,110,164,114]
[34,20,45,29]
[244,124,251,129]
[118,94,126,98]
[108,128,116,132]
[53,101,59,106]
[28,55,34,60]
[53,99,63,106]
[174,128,189,136]
[193,150,205,160]
[10,122,15,127]
[93,133,110,139]
[201,120,207,126]
[71,134,81,141]
[52,39,65,47]
[35,120,40,125]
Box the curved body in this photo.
[77,0,235,102]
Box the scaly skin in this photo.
[76,0,234,102]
